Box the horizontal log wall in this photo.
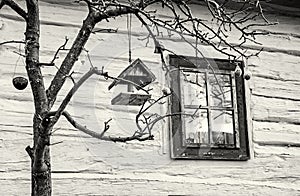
[0,1,299,195]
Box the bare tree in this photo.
[0,0,272,195]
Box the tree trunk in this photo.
[31,118,51,196]
[24,0,51,195]
[31,148,51,195]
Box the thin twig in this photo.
[0,40,25,46]
[50,37,70,64]
[99,118,112,138]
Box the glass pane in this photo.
[183,109,209,145]
[182,72,207,106]
[211,110,235,146]
[209,74,232,107]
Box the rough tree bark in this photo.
[23,0,52,195]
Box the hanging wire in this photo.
[244,56,248,71]
[195,36,199,83]
[195,35,198,67]
[195,36,198,60]
[12,43,22,78]
[127,13,132,64]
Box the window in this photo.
[169,55,250,160]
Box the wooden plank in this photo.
[111,92,151,105]
[251,95,300,125]
[253,130,300,147]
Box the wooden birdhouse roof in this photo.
[108,58,156,90]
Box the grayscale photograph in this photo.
[0,0,299,195]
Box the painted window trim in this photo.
[169,55,250,160]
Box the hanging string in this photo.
[195,36,198,59]
[195,35,199,69]
[195,36,199,84]
[127,13,132,64]
[12,43,22,78]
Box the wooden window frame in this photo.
[169,55,250,160]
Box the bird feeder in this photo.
[108,58,156,106]
[12,76,28,90]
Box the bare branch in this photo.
[61,111,153,142]
[1,0,27,20]
[0,40,25,46]
[49,67,97,126]
[92,28,118,34]
[46,0,268,110]
[139,112,197,136]
[135,13,160,51]
[0,1,4,9]
[48,66,151,129]
[135,12,168,70]
[50,37,69,65]
[141,92,171,115]
[256,0,269,23]
[46,12,97,109]
[99,118,112,138]
[35,38,70,67]
[49,141,63,146]
[134,91,171,135]
[25,145,33,160]
[12,50,26,57]
[46,6,137,109]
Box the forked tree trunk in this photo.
[24,2,98,194]
[25,2,97,195]
[23,0,113,194]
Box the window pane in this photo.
[209,74,232,107]
[182,72,207,106]
[211,110,235,146]
[183,109,209,145]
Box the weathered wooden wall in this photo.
[0,1,299,195]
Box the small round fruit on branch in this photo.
[244,71,252,80]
